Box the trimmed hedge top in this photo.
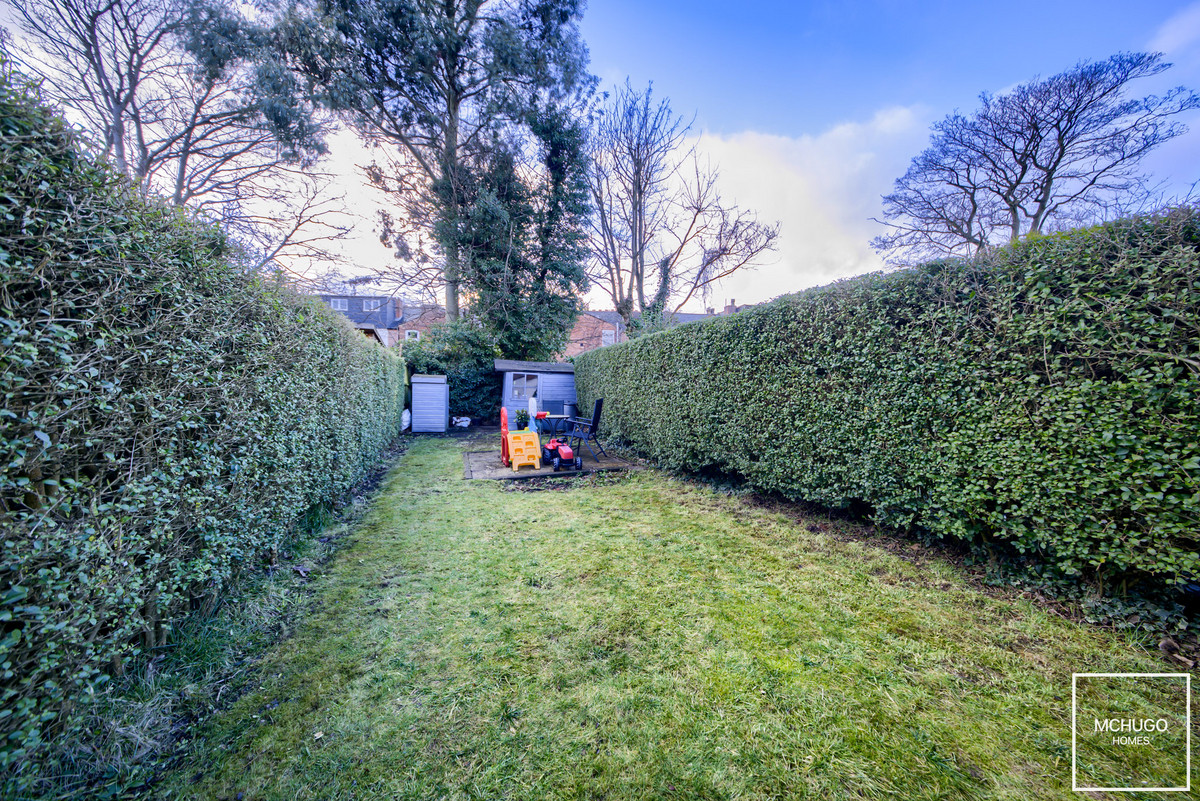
[574,211,1200,588]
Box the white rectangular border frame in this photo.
[1072,672,1191,792]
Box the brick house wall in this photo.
[561,311,625,358]
[397,304,447,350]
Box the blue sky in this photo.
[581,0,1200,136]
[578,0,1200,308]
[10,1,1199,307]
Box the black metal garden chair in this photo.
[567,398,608,461]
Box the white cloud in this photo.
[1149,2,1200,54]
[667,106,931,310]
[313,107,935,313]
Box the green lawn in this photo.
[158,436,1187,800]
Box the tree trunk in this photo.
[445,245,460,320]
[442,81,462,320]
[173,129,193,206]
[110,106,128,177]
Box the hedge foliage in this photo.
[0,58,404,787]
[403,321,502,421]
[575,212,1200,590]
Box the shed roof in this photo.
[494,359,575,374]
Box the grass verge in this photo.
[156,436,1191,800]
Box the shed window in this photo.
[601,329,616,346]
[511,373,539,399]
[362,299,383,311]
[330,298,348,311]
[405,330,420,341]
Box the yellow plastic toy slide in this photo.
[507,431,541,472]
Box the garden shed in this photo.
[494,360,577,424]
[411,374,449,433]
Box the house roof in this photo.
[494,359,575,374]
[670,312,713,324]
[400,304,445,323]
[583,309,718,329]
[582,310,626,329]
[318,295,400,330]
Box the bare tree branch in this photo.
[586,81,778,329]
[874,52,1200,264]
[11,0,340,270]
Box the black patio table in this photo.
[539,414,569,438]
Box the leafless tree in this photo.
[240,170,353,273]
[9,0,344,270]
[873,52,1200,263]
[587,81,778,330]
[298,269,389,295]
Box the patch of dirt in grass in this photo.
[501,476,580,492]
[342,434,412,505]
[868,565,921,587]
[942,657,1009,687]
[500,471,635,493]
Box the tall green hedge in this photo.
[575,211,1200,590]
[0,58,404,786]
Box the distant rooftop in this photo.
[582,309,627,329]
[581,300,751,329]
[317,294,399,330]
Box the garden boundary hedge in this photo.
[0,57,404,789]
[575,212,1200,591]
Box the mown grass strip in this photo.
[159,436,1183,800]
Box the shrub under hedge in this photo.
[574,211,1200,591]
[403,321,503,421]
[0,58,404,789]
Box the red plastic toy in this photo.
[500,407,510,466]
[541,438,582,472]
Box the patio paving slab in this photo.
[462,446,638,480]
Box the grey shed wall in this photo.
[500,371,577,426]
[411,374,449,433]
